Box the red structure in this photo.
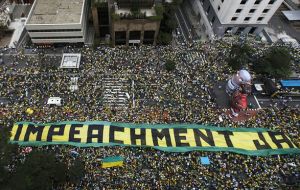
[230,90,248,117]
[226,70,252,117]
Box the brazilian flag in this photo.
[101,156,124,168]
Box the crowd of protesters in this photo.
[0,36,299,189]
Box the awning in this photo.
[282,10,300,21]
[280,80,300,87]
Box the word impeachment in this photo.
[10,122,300,156]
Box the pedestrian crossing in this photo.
[102,76,129,109]
[184,51,208,64]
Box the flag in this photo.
[26,108,34,115]
[199,157,210,165]
[101,156,124,168]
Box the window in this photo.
[236,9,242,13]
[240,0,248,4]
[212,16,215,23]
[269,0,276,4]
[249,9,256,13]
[231,17,238,21]
[249,27,257,34]
[257,17,264,21]
[206,6,211,14]
[218,6,220,11]
[263,9,269,13]
[225,27,233,33]
[244,17,250,21]
[254,0,262,4]
[236,27,245,34]
[221,0,224,2]
[129,31,141,40]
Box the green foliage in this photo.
[172,0,183,6]
[9,150,68,190]
[155,4,164,17]
[68,159,86,184]
[157,32,172,45]
[148,15,163,21]
[148,4,164,21]
[158,2,178,37]
[130,6,140,17]
[91,0,106,7]
[165,59,176,72]
[111,12,120,21]
[228,43,254,70]
[93,38,101,49]
[253,46,292,79]
[0,126,18,188]
[165,18,177,31]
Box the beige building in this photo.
[26,0,88,44]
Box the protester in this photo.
[0,36,299,189]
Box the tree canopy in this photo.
[165,59,176,72]
[0,125,85,190]
[227,43,254,70]
[9,150,68,190]
[253,46,292,79]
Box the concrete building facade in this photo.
[111,16,160,46]
[92,0,161,46]
[188,0,284,39]
[25,0,88,44]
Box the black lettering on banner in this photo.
[24,124,45,141]
[46,125,65,142]
[69,124,83,143]
[174,128,190,147]
[253,132,271,150]
[193,129,215,147]
[217,131,234,147]
[87,125,104,143]
[109,125,124,144]
[13,124,23,141]
[130,128,146,145]
[268,131,295,149]
[152,128,172,147]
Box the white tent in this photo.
[47,97,62,106]
[70,77,79,92]
[60,54,81,69]
[254,84,263,92]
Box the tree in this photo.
[68,159,86,184]
[157,32,172,45]
[165,59,176,72]
[160,3,177,33]
[227,43,254,70]
[253,46,292,79]
[9,150,68,190]
[0,125,18,189]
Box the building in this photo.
[187,0,284,40]
[25,0,88,44]
[92,0,162,46]
[9,0,34,4]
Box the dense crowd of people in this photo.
[0,36,299,189]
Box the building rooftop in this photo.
[27,0,84,25]
[282,10,300,21]
[115,7,156,17]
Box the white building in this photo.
[25,0,88,44]
[188,0,284,39]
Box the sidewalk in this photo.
[8,18,26,48]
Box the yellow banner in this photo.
[9,121,300,156]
